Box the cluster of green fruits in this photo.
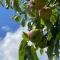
[27,0,52,20]
[26,29,47,48]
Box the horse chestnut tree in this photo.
[1,0,60,60]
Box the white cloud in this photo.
[36,48,48,60]
[1,26,11,31]
[0,26,28,60]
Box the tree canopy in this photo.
[0,0,60,60]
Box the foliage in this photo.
[0,0,60,60]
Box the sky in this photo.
[0,6,48,60]
[0,6,22,60]
[0,6,20,38]
[0,5,60,60]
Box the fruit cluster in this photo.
[27,0,52,20]
[26,29,47,48]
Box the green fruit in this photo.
[27,29,47,48]
[31,29,47,48]
[30,29,43,47]
[31,29,42,42]
[39,36,47,48]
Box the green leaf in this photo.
[14,0,22,14]
[54,40,59,60]
[55,32,60,40]
[39,36,47,48]
[52,9,58,17]
[48,30,52,41]
[24,14,27,20]
[50,8,58,25]
[25,46,34,60]
[47,0,55,3]
[28,22,32,31]
[40,18,45,25]
[50,15,56,25]
[14,0,20,7]
[0,0,2,5]
[47,45,54,60]
[27,8,37,17]
[30,10,37,17]
[23,2,28,9]
[19,32,29,60]
[57,6,60,15]
[21,19,26,27]
[25,46,38,60]
[19,32,38,60]
[31,46,39,60]
[6,0,10,9]
[31,46,38,60]
[14,16,21,22]
[47,0,51,3]
[44,19,52,28]
[19,40,27,60]
[23,32,29,41]
[12,15,21,22]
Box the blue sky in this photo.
[0,6,23,60]
[0,6,20,39]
